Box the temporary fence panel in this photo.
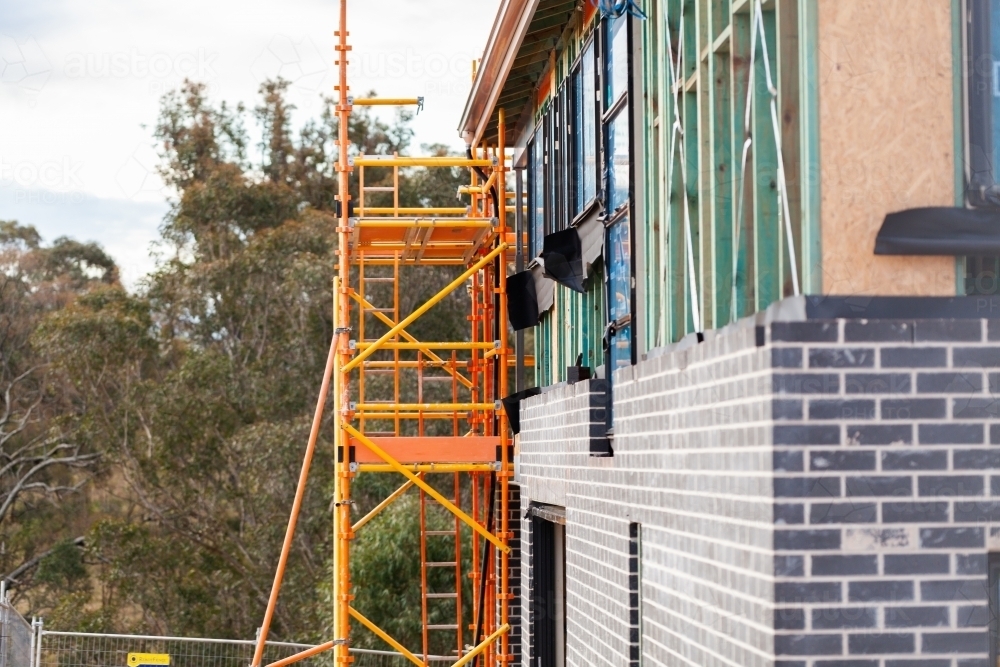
[0,598,31,667]
[35,631,452,667]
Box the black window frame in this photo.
[600,11,637,372]
[967,0,999,208]
[963,1,1000,297]
[571,34,602,224]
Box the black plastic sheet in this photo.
[506,270,539,330]
[501,387,542,435]
[541,228,585,292]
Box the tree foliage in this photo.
[9,79,471,647]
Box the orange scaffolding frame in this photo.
[249,2,517,666]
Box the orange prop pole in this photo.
[251,332,339,667]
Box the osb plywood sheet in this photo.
[818,0,956,296]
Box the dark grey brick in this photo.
[775,503,804,525]
[772,321,838,343]
[775,477,841,498]
[882,450,948,471]
[882,347,947,368]
[845,320,912,342]
[884,554,950,575]
[774,633,842,656]
[845,373,912,394]
[990,319,1000,340]
[774,607,806,630]
[774,374,840,395]
[991,372,1000,393]
[886,661,951,667]
[957,553,987,575]
[954,397,1000,419]
[993,475,1000,496]
[919,423,985,445]
[921,631,988,653]
[847,632,914,654]
[955,347,1000,367]
[882,501,950,523]
[914,319,982,342]
[992,423,1000,443]
[958,605,990,627]
[954,501,1000,522]
[775,555,805,577]
[774,425,842,445]
[810,608,877,632]
[810,502,877,524]
[848,424,913,445]
[920,577,987,602]
[812,555,877,576]
[773,399,804,420]
[776,582,842,604]
[810,451,876,471]
[816,662,878,667]
[775,529,841,551]
[846,476,912,497]
[954,448,1000,469]
[920,527,985,548]
[881,398,946,420]
[810,399,876,420]
[776,663,807,667]
[883,605,950,628]
[809,348,875,368]
[919,475,985,497]
[774,450,804,472]
[957,660,990,667]
[917,372,984,393]
[772,347,803,368]
[848,579,914,602]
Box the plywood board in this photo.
[818,0,956,296]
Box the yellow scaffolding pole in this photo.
[342,243,507,373]
[358,207,469,215]
[354,402,495,412]
[352,479,414,532]
[343,424,509,554]
[354,156,493,168]
[357,463,496,473]
[348,607,425,667]
[355,342,495,351]
[352,97,422,106]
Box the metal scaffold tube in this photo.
[253,3,512,666]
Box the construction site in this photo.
[6,0,1000,665]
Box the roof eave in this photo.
[458,0,541,146]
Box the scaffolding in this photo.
[249,2,516,667]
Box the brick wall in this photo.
[518,322,775,667]
[770,319,993,665]
[515,311,1000,666]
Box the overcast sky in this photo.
[0,0,499,286]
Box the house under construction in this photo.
[255,0,1000,665]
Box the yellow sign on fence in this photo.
[127,653,170,666]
